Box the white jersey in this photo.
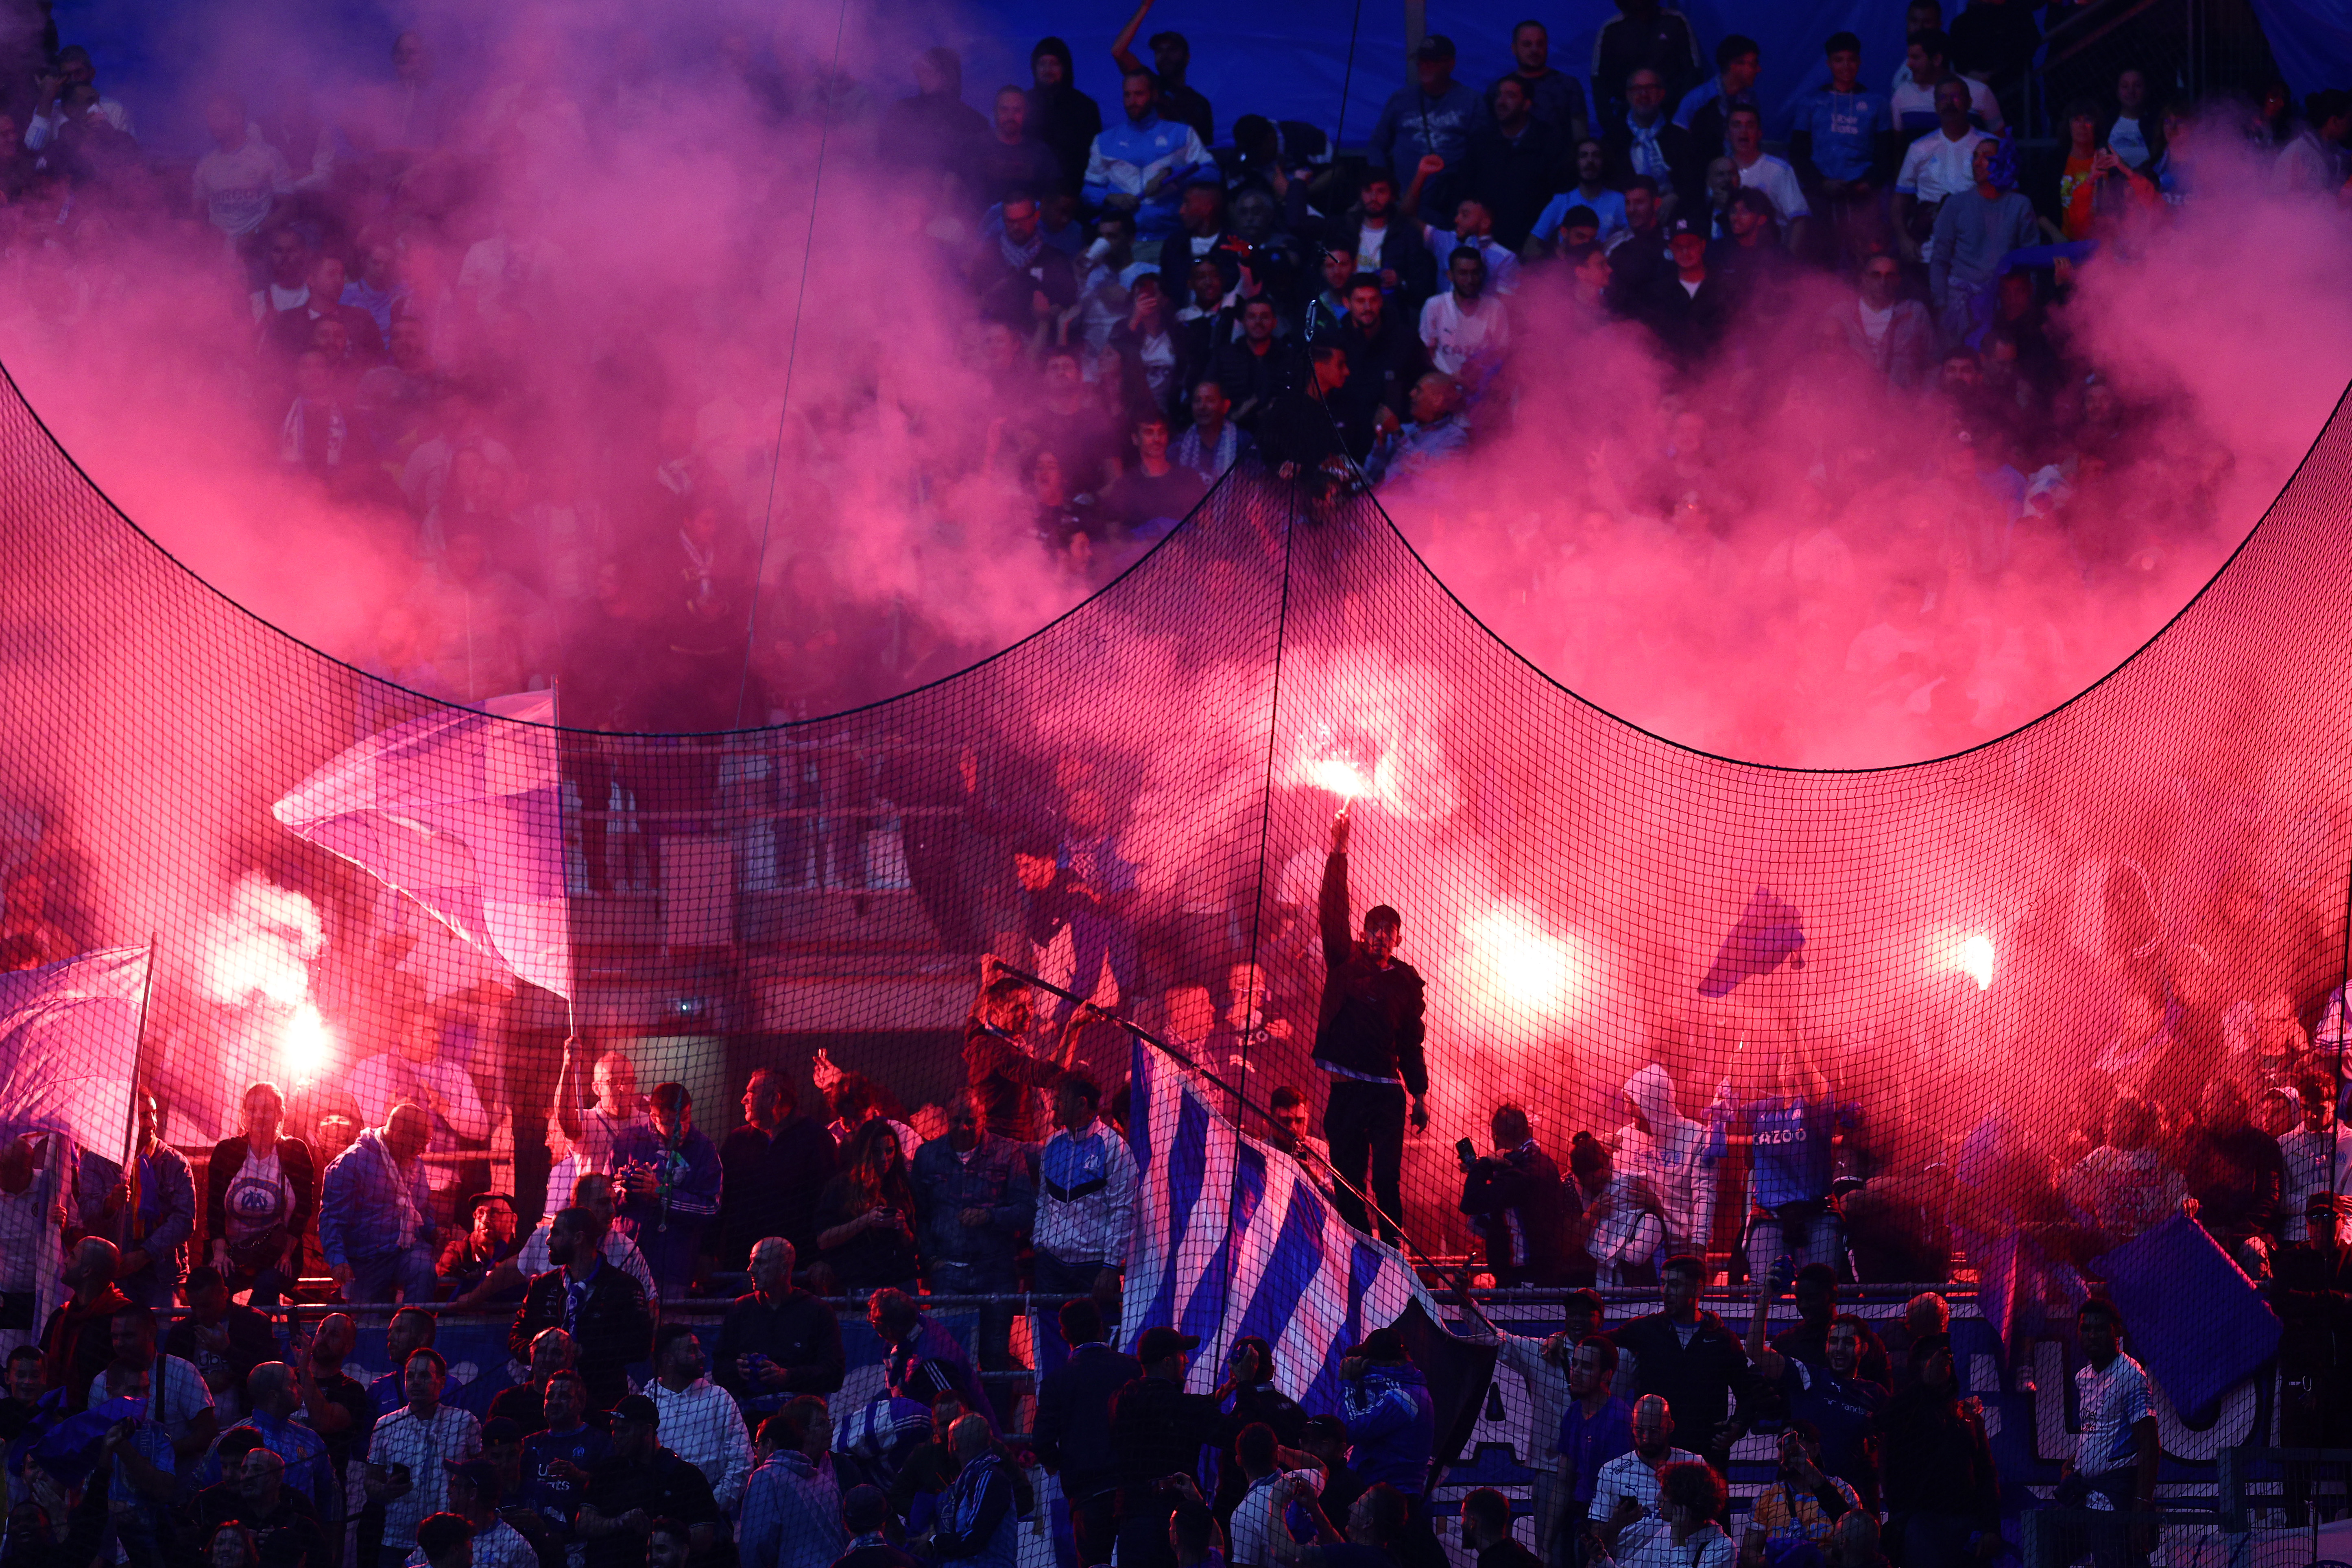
[2073,1351,2152,1483]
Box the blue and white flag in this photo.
[0,946,149,1339]
[1120,1036,1440,1411]
[0,945,149,1155]
[273,699,572,998]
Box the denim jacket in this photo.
[319,1128,435,1267]
[912,1132,1035,1270]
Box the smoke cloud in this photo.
[2,0,2350,1250]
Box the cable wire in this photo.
[733,0,853,730]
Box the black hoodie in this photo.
[1026,37,1104,192]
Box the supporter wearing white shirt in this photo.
[1725,105,1809,243]
[1591,1396,1701,1561]
[1886,1,1945,99]
[1888,31,2002,133]
[2107,71,2154,169]
[2278,1072,2352,1227]
[2065,1300,2154,1519]
[1894,80,1991,264]
[1419,249,1510,389]
[405,1463,535,1568]
[546,1045,646,1214]
[367,1350,483,1549]
[646,1326,754,1511]
[1230,1424,1323,1568]
[89,1314,215,1483]
[190,94,292,241]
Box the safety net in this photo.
[2,357,2350,1514]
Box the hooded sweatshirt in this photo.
[1025,38,1103,191]
[1338,1363,1435,1494]
[1616,1064,1720,1248]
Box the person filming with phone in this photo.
[1458,1103,1573,1287]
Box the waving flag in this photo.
[0,946,150,1154]
[1697,887,1807,998]
[274,700,572,997]
[0,945,149,1343]
[2091,1213,2280,1426]
[1120,1037,1448,1413]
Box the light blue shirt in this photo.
[1533,188,1630,246]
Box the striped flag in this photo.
[1119,1036,1443,1411]
[0,945,150,1154]
[273,699,572,998]
[0,945,151,1339]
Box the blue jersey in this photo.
[1794,88,1888,183]
[522,1423,611,1533]
[1745,1097,1847,1209]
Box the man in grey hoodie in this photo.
[1617,1063,1721,1256]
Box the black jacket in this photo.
[1593,10,1704,116]
[1311,852,1428,1095]
[1325,209,1439,316]
[1110,1373,1227,1492]
[511,1262,654,1410]
[1034,1342,1143,1493]
[1614,1308,1751,1447]
[205,1136,318,1273]
[1025,41,1104,192]
[1459,1141,1573,1284]
[1333,310,1431,429]
[967,239,1079,330]
[1601,120,1705,211]
[1639,265,1740,364]
[583,1446,718,1568]
[2273,1240,2352,1375]
[1870,1386,2000,1526]
[1463,118,1569,251]
[1209,337,1304,430]
[713,1287,848,1415]
[1257,381,1372,469]
[716,1117,837,1267]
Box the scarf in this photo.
[1626,118,1669,179]
[1172,421,1237,481]
[998,228,1044,272]
[280,398,347,469]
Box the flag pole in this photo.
[996,961,1500,1340]
[2328,857,2350,1229]
[120,936,158,1235]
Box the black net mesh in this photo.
[3,356,2350,1542]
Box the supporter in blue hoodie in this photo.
[1082,69,1210,238]
[1337,1327,1434,1501]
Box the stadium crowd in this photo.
[4,8,2352,1568]
[4,807,2350,1568]
[0,3,2341,730]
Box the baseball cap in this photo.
[1666,214,1704,239]
[1136,1326,1202,1363]
[611,1394,659,1426]
[1413,34,1457,61]
[1347,1326,1409,1361]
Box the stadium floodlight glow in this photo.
[284,1002,334,1080]
[1959,933,1995,991]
